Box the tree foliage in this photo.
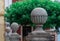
[4,0,60,28]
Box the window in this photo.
[5,0,12,8]
[12,0,18,2]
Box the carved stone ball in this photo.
[31,8,48,24]
[5,22,10,27]
[11,22,19,32]
[6,27,11,33]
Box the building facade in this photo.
[5,0,19,8]
[0,0,19,41]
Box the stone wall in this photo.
[0,16,5,41]
[0,0,5,41]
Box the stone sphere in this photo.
[31,8,48,24]
[5,22,10,27]
[5,27,11,33]
[11,22,19,32]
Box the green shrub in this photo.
[4,0,60,29]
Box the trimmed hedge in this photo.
[4,0,60,29]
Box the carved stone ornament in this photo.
[26,8,52,41]
[9,22,20,41]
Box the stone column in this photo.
[26,8,52,41]
[9,22,21,41]
[5,27,12,41]
[0,0,5,41]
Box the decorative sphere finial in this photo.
[31,8,48,25]
[11,22,19,32]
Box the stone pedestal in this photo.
[26,26,52,41]
[5,27,12,41]
[26,8,52,41]
[9,22,20,41]
[9,33,20,41]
